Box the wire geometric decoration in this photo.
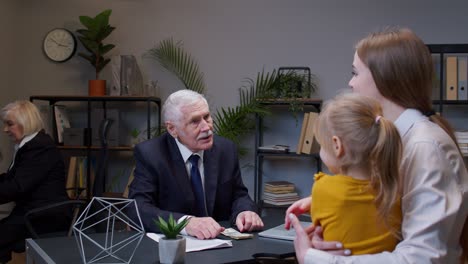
[73,197,145,264]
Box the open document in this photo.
[146,233,232,252]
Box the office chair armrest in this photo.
[24,200,86,239]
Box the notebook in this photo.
[258,221,312,241]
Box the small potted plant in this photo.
[154,214,189,264]
[130,128,140,146]
[76,9,116,96]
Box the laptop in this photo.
[258,221,312,241]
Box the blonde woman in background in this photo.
[287,27,468,264]
[0,100,69,263]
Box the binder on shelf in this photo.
[431,54,442,100]
[446,56,458,100]
[296,113,309,154]
[457,56,468,100]
[301,112,319,154]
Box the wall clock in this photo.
[43,28,77,62]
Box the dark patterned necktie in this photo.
[189,155,207,216]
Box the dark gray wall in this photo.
[2,0,468,197]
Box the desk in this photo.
[26,214,296,264]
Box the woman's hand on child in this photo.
[289,213,312,264]
[311,225,351,256]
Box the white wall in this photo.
[3,0,468,196]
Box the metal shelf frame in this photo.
[254,99,322,205]
[30,95,161,200]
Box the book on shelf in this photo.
[263,192,299,198]
[65,156,78,199]
[54,105,71,144]
[263,200,299,206]
[264,181,295,193]
[258,145,290,153]
[65,156,96,199]
[37,104,54,137]
[263,181,299,205]
[265,181,295,188]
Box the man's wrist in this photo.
[178,215,193,235]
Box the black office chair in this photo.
[11,199,86,256]
[252,252,297,264]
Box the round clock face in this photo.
[43,28,77,62]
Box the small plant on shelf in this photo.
[153,214,188,239]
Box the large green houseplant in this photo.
[76,9,116,96]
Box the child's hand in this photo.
[284,197,312,229]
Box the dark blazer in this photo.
[128,133,258,232]
[0,130,68,221]
[0,130,69,261]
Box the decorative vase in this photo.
[158,235,186,264]
[88,80,106,96]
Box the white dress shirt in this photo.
[304,109,468,264]
[8,132,38,170]
[174,138,206,232]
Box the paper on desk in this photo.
[146,233,232,252]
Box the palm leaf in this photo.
[146,38,205,94]
[213,70,277,155]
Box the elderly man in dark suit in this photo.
[128,89,263,239]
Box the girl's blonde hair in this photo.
[1,100,44,137]
[314,93,402,235]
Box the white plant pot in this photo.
[158,235,186,264]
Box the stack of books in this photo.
[455,131,468,156]
[263,181,300,206]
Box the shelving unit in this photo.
[427,44,468,157]
[428,44,468,112]
[254,99,322,208]
[29,95,161,199]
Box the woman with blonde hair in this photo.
[0,100,69,263]
[310,93,402,255]
[287,27,468,264]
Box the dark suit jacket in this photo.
[128,133,258,232]
[0,130,69,222]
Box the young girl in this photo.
[310,93,402,255]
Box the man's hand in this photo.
[284,197,312,229]
[289,213,312,264]
[311,225,350,256]
[185,217,225,239]
[235,211,264,232]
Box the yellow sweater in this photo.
[311,172,401,255]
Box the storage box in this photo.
[63,128,85,146]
